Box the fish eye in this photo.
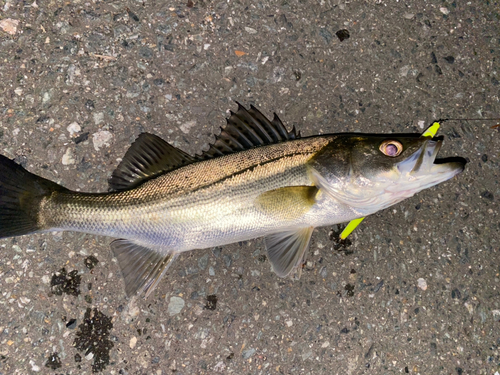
[379,140,403,157]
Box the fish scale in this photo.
[0,103,465,297]
[41,137,331,250]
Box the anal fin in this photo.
[264,227,314,278]
[111,239,178,297]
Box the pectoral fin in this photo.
[264,227,314,277]
[111,239,178,297]
[256,186,318,220]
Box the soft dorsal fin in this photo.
[200,102,300,159]
[111,239,178,297]
[109,133,196,191]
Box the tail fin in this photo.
[0,155,66,239]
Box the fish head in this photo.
[308,134,465,214]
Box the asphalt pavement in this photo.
[0,0,499,374]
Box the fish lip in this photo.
[408,137,443,175]
[429,137,443,162]
[418,137,443,173]
[430,157,466,176]
[426,136,466,177]
[398,136,464,177]
[382,138,465,203]
[421,137,443,172]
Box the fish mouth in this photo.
[397,137,466,185]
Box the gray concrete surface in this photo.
[0,0,499,374]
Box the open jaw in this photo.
[397,137,466,192]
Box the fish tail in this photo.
[0,155,66,238]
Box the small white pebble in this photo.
[62,148,75,165]
[399,65,410,77]
[93,112,104,125]
[0,18,19,35]
[465,302,474,315]
[417,278,427,291]
[66,122,81,136]
[130,336,137,349]
[29,360,40,372]
[440,7,450,15]
[179,120,197,134]
[285,320,293,327]
[167,296,185,316]
[92,130,113,151]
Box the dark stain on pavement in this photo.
[74,308,114,373]
[50,268,81,296]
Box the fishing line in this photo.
[435,118,500,129]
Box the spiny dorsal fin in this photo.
[109,133,196,192]
[200,102,300,159]
[111,239,178,297]
[264,227,314,278]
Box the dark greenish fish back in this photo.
[109,103,297,192]
[0,154,67,238]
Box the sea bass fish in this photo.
[0,103,465,297]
